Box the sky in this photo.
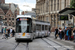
[5,0,36,11]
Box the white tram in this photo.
[15,15,51,41]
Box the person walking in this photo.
[68,27,72,40]
[66,27,69,40]
[5,27,7,33]
[62,28,65,39]
[65,28,68,40]
[59,28,62,40]
[55,27,58,39]
[10,28,12,37]
[12,29,15,37]
[8,28,10,37]
[73,27,75,42]
[1,27,4,34]
[5,29,8,39]
[2,27,6,39]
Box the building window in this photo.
[57,0,59,10]
[9,18,11,20]
[5,22,7,26]
[12,22,14,25]
[12,18,14,20]
[51,0,53,11]
[54,15,56,26]
[54,0,56,11]
[46,0,49,12]
[5,18,7,20]
[9,24,11,26]
[51,15,53,26]
[9,14,10,16]
[0,16,3,19]
[46,17,48,22]
[65,0,66,7]
[57,14,59,25]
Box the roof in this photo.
[33,19,50,25]
[0,4,9,14]
[70,12,75,16]
[59,8,75,15]
[24,12,36,17]
[17,15,32,18]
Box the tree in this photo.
[70,0,75,8]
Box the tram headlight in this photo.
[27,33,29,35]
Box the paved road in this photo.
[0,33,75,50]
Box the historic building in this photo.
[0,0,19,29]
[0,0,5,4]
[36,0,71,31]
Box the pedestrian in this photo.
[73,27,75,42]
[65,28,68,40]
[10,28,12,37]
[8,28,10,37]
[2,28,6,39]
[55,27,58,39]
[1,27,4,34]
[5,29,8,39]
[12,29,15,37]
[66,27,69,40]
[68,27,72,40]
[5,27,7,33]
[70,29,74,41]
[62,28,65,39]
[59,28,62,40]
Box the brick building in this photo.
[36,0,71,31]
[0,0,5,4]
[0,1,19,29]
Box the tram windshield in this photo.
[16,18,32,33]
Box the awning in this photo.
[59,8,75,15]
[70,12,75,16]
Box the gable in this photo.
[0,8,5,15]
[6,9,14,17]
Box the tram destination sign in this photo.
[60,15,68,20]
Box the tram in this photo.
[15,15,51,41]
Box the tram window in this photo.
[36,24,41,31]
[16,18,32,33]
[33,25,36,32]
[45,25,48,30]
[42,25,44,30]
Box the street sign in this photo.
[59,15,68,20]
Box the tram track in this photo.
[12,42,29,50]
[12,42,20,50]
[41,38,57,50]
[46,37,70,50]
[41,37,72,50]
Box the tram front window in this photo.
[16,18,32,33]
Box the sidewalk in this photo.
[50,32,75,46]
[0,33,3,39]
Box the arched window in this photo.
[51,0,53,11]
[54,15,56,26]
[54,0,56,11]
[57,0,59,10]
[65,0,66,7]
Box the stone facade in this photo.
[36,0,71,31]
